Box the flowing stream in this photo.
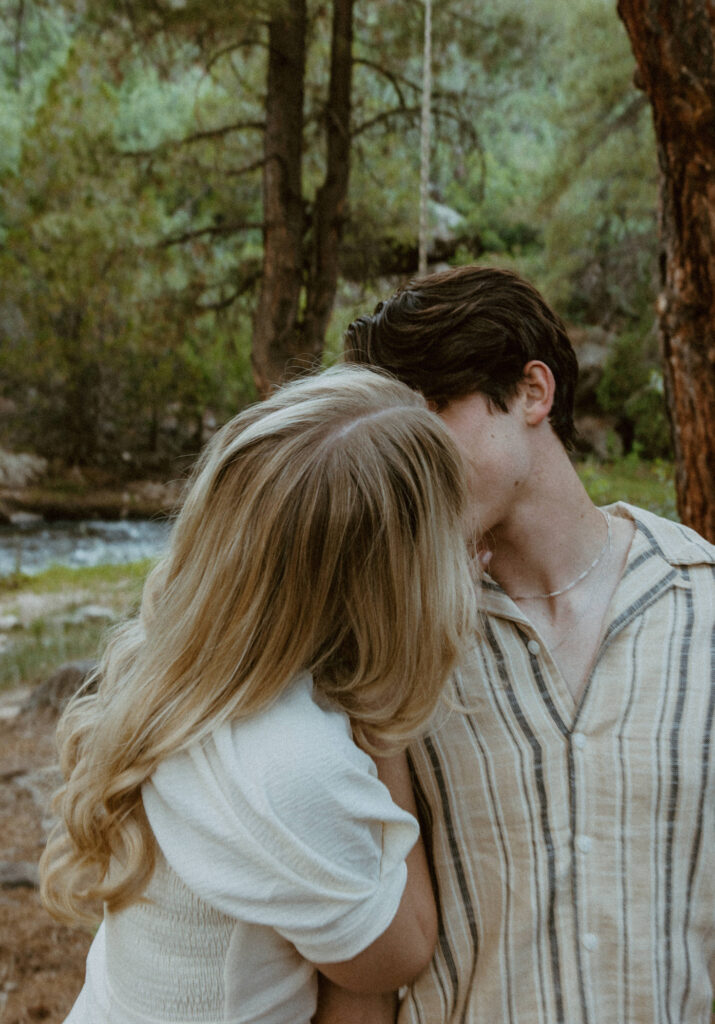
[0,518,172,578]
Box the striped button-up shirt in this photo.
[401,504,714,1024]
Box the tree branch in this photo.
[122,119,265,158]
[353,57,416,106]
[352,94,484,146]
[352,105,421,137]
[224,156,269,177]
[431,100,482,148]
[539,94,649,210]
[195,289,242,312]
[159,221,263,248]
[206,37,267,73]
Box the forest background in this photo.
[1,3,713,1017]
[0,0,675,490]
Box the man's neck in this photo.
[481,460,637,703]
[483,458,604,602]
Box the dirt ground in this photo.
[0,690,91,1023]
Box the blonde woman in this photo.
[41,366,477,1024]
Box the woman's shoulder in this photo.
[223,672,358,764]
[147,673,376,818]
[141,674,417,921]
[216,673,378,805]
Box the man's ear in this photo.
[519,361,555,427]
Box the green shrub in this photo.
[597,327,673,460]
[577,454,677,521]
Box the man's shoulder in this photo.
[609,502,715,569]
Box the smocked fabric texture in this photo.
[64,673,418,1023]
[400,503,715,1024]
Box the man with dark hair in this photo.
[345,265,580,449]
[322,265,714,1023]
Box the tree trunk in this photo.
[303,0,355,358]
[418,0,432,278]
[55,305,100,465]
[251,1,307,397]
[617,0,715,541]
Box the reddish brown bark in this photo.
[617,0,715,541]
[251,1,307,397]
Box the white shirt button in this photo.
[527,639,541,655]
[572,732,586,749]
[576,835,592,853]
[583,932,599,951]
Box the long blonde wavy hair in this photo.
[40,365,477,926]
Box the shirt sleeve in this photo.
[141,675,419,964]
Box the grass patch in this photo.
[0,617,112,692]
[576,456,677,521]
[0,559,154,595]
[0,560,154,693]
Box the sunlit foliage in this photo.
[0,0,661,469]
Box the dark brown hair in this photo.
[343,265,579,450]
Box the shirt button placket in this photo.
[570,731,595,964]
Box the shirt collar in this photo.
[476,502,713,623]
[605,501,715,569]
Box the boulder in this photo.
[570,325,613,416]
[0,860,39,890]
[64,605,116,626]
[22,660,99,713]
[127,478,183,511]
[0,450,48,489]
[574,414,623,460]
[8,510,44,526]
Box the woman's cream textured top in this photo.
[64,674,418,1023]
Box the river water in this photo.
[0,518,172,578]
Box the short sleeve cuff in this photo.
[291,854,409,964]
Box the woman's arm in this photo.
[313,977,397,1024]
[312,752,437,995]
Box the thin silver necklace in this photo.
[511,509,612,601]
